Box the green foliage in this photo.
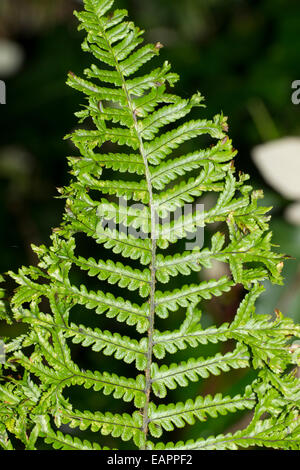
[0,0,299,451]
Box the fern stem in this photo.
[123,77,157,453]
[96,14,157,449]
[134,122,157,449]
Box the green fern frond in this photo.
[38,415,111,450]
[0,0,299,452]
[151,344,250,398]
[148,389,255,437]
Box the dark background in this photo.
[0,0,300,448]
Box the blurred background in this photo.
[0,0,300,449]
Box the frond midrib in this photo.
[88,6,157,448]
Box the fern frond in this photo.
[64,323,148,370]
[155,277,233,318]
[95,227,152,265]
[61,408,145,448]
[1,0,299,452]
[71,254,151,297]
[70,152,145,175]
[148,390,255,437]
[35,415,111,450]
[0,425,14,450]
[144,118,226,165]
[151,345,250,398]
[150,139,235,190]
[149,411,300,450]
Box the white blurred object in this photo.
[201,259,230,281]
[284,201,300,226]
[252,137,300,200]
[0,39,24,77]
